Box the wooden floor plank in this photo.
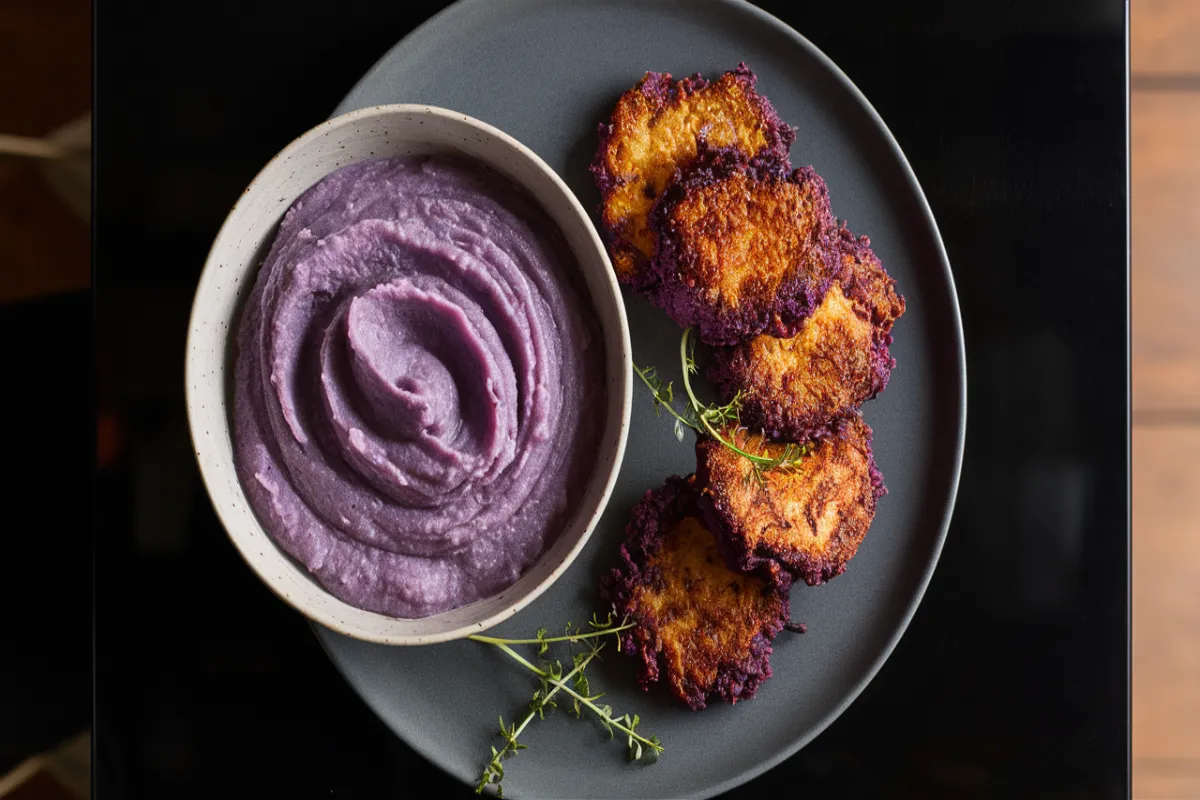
[1133,0,1200,76]
[1135,762,1200,800]
[1132,92,1200,412]
[1133,427,1200,798]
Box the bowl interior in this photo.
[185,105,631,645]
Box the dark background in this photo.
[62,0,1131,796]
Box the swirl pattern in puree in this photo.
[233,155,606,618]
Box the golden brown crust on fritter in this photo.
[591,65,793,285]
[666,170,826,307]
[709,227,906,439]
[629,516,786,707]
[599,476,790,710]
[650,163,837,345]
[696,415,885,586]
[835,225,906,334]
[709,285,886,440]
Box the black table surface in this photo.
[84,0,1128,796]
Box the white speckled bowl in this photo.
[184,104,632,645]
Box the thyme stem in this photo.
[467,622,634,647]
[508,645,598,741]
[675,328,800,469]
[488,642,664,755]
[472,615,661,796]
[633,363,702,433]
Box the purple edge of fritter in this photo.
[705,226,901,441]
[696,416,889,588]
[598,475,789,711]
[588,62,796,291]
[646,146,838,346]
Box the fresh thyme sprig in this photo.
[633,327,812,479]
[469,613,663,797]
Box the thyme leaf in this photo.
[633,327,813,477]
[469,614,662,795]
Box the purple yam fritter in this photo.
[591,63,794,289]
[707,226,906,440]
[600,476,790,710]
[646,149,839,345]
[696,415,886,587]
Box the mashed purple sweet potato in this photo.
[233,155,605,619]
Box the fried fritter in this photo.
[600,476,790,710]
[648,155,838,345]
[708,230,905,440]
[834,224,906,335]
[591,64,793,288]
[708,285,888,440]
[696,415,885,587]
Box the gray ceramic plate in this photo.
[316,1,966,797]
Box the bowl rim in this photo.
[184,102,633,646]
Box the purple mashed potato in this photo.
[233,155,605,619]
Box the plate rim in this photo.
[321,0,968,796]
